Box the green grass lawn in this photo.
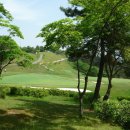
[0,73,130,99]
[0,96,122,130]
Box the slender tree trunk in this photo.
[77,60,88,118]
[79,95,83,118]
[103,77,112,101]
[93,42,105,101]
[0,69,2,77]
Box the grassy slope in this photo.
[4,52,76,77]
[0,96,122,130]
[1,51,130,98]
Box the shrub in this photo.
[9,87,79,98]
[48,89,77,97]
[94,100,130,129]
[0,86,10,99]
[73,92,94,108]
[9,87,49,98]
[117,96,130,101]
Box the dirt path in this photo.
[33,53,43,64]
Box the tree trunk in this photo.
[79,96,83,118]
[0,69,2,77]
[93,42,105,101]
[103,77,112,101]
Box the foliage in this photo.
[8,86,96,102]
[73,60,99,76]
[0,2,13,20]
[0,36,22,75]
[21,46,45,53]
[9,87,49,98]
[61,0,130,101]
[74,60,95,74]
[94,100,130,129]
[0,2,23,38]
[117,96,130,101]
[0,86,10,99]
[17,52,33,68]
[9,87,77,98]
[48,88,77,97]
[37,18,83,52]
[74,92,94,108]
[0,36,31,76]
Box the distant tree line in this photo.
[21,45,44,53]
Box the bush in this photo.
[117,96,130,101]
[9,87,79,98]
[94,100,130,129]
[48,89,77,97]
[73,92,94,108]
[89,66,98,77]
[9,87,49,98]
[0,86,10,99]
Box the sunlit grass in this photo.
[0,96,122,130]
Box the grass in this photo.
[5,52,77,77]
[0,96,122,130]
[0,73,130,99]
[0,52,129,130]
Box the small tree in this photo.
[0,36,29,77]
[37,18,96,117]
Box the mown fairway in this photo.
[0,73,130,99]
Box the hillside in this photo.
[4,52,77,77]
[1,51,130,99]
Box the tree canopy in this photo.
[0,2,23,39]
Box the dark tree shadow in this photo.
[0,98,103,130]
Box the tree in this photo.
[0,2,26,77]
[0,36,33,77]
[61,0,130,101]
[37,18,96,117]
[0,36,21,76]
[0,2,23,38]
[67,45,96,117]
[98,0,130,100]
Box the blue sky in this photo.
[1,0,69,47]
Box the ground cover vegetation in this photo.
[0,86,128,130]
[0,1,130,130]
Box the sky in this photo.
[1,0,69,47]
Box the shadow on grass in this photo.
[0,98,101,130]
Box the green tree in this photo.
[0,2,33,76]
[0,36,33,77]
[37,18,96,117]
[0,36,21,76]
[61,0,130,101]
[0,2,23,38]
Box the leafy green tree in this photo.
[0,2,27,77]
[0,36,33,77]
[0,36,21,76]
[100,0,130,100]
[0,2,23,38]
[38,18,96,117]
[61,0,130,101]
